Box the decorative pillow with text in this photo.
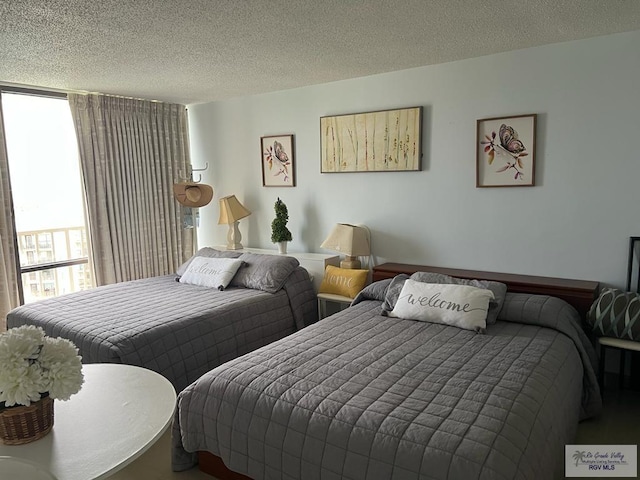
[176,247,242,277]
[179,257,243,290]
[388,279,494,333]
[319,265,369,299]
[409,272,507,325]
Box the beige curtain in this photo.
[0,100,21,331]
[68,94,194,286]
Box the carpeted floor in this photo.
[109,429,211,480]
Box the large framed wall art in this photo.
[476,114,537,187]
[320,106,422,173]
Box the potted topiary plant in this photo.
[271,197,292,254]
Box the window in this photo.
[22,234,34,249]
[37,233,52,250]
[2,91,94,304]
[38,250,53,263]
[43,282,56,296]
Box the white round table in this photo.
[0,364,176,480]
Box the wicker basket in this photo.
[0,395,54,445]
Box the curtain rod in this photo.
[0,83,185,106]
[0,85,67,99]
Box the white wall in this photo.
[188,30,640,288]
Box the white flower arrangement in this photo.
[0,325,84,408]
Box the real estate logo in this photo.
[566,445,637,477]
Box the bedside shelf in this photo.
[317,292,352,320]
[598,337,640,391]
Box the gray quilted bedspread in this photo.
[7,267,316,392]
[172,291,602,479]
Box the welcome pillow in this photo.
[176,247,242,276]
[319,265,369,299]
[409,272,507,325]
[179,257,243,290]
[388,279,494,332]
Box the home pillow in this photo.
[319,265,369,299]
[176,247,242,276]
[402,271,507,324]
[230,253,300,293]
[179,257,243,290]
[587,288,640,340]
[388,279,494,333]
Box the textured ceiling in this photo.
[1,0,640,105]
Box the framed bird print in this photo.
[261,134,295,187]
[476,114,536,187]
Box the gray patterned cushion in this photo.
[587,288,640,340]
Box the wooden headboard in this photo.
[372,263,600,319]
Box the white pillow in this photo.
[179,257,243,290]
[388,279,494,333]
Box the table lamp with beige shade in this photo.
[320,223,370,269]
[218,195,251,250]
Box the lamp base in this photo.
[226,221,244,250]
[340,256,361,269]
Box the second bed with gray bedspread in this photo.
[173,281,602,479]
[7,265,316,392]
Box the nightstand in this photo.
[317,292,353,320]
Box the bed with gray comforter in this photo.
[7,253,317,392]
[172,278,602,479]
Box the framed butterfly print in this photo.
[261,134,295,187]
[476,114,536,187]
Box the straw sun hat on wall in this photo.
[173,182,214,208]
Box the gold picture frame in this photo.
[320,107,422,173]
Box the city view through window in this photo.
[2,92,93,303]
